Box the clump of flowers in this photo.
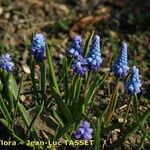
[30,33,46,62]
[72,55,87,76]
[0,54,14,72]
[125,66,142,94]
[74,121,93,140]
[70,35,102,76]
[87,35,102,71]
[0,32,146,150]
[68,35,83,57]
[113,42,129,77]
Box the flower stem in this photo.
[29,54,38,105]
[75,77,83,102]
[84,70,93,96]
[133,94,150,138]
[40,62,46,91]
[122,95,132,128]
[40,61,47,102]
[11,73,24,130]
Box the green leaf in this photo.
[0,118,9,127]
[52,110,65,127]
[55,121,74,140]
[52,87,73,122]
[11,73,24,129]
[94,114,102,150]
[137,131,148,150]
[0,79,3,91]
[51,19,70,33]
[52,110,71,141]
[108,29,118,57]
[29,54,39,104]
[71,77,83,115]
[74,77,83,103]
[0,119,25,143]
[104,77,119,126]
[68,75,77,106]
[40,61,46,93]
[0,70,18,110]
[46,44,59,93]
[0,95,12,124]
[8,74,18,100]
[84,72,108,108]
[17,103,38,139]
[133,94,150,138]
[84,31,95,56]
[17,103,31,126]
[114,108,150,148]
[26,101,44,135]
[62,58,69,102]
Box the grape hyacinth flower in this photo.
[125,66,142,94]
[113,42,129,77]
[72,55,87,76]
[68,35,83,57]
[74,121,93,140]
[30,33,46,62]
[87,35,102,71]
[0,54,14,72]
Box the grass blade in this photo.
[0,119,25,143]
[17,103,38,139]
[68,75,77,106]
[11,73,24,129]
[55,121,74,140]
[108,29,118,57]
[26,101,44,135]
[40,61,46,93]
[29,54,39,104]
[0,95,12,124]
[84,72,108,108]
[52,87,73,122]
[114,108,150,148]
[104,77,120,126]
[133,94,150,138]
[62,58,69,102]
[84,30,94,56]
[137,131,148,150]
[94,114,102,150]
[46,44,59,93]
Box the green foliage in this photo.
[51,19,71,34]
[0,32,149,150]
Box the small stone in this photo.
[22,64,31,74]
[0,7,3,16]
[20,95,26,102]
[118,117,125,123]
[5,12,11,19]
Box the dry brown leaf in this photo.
[108,0,125,7]
[69,8,111,36]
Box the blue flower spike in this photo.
[72,55,87,76]
[68,35,83,57]
[113,42,129,77]
[125,66,142,94]
[0,54,14,72]
[30,33,46,62]
[87,35,102,71]
[74,121,93,140]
